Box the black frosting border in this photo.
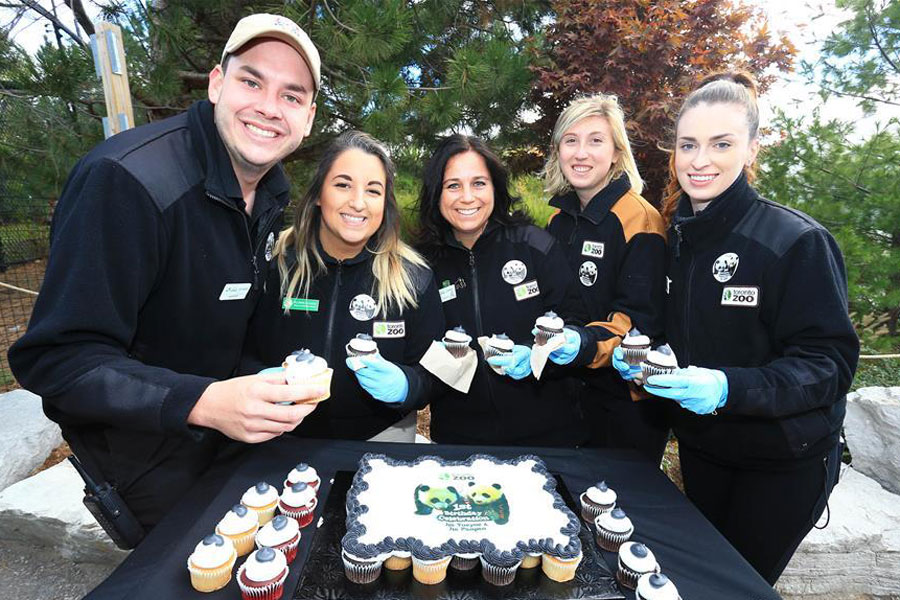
[340,453,582,567]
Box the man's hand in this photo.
[187,371,325,442]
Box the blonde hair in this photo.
[542,93,643,197]
[276,131,427,315]
[661,72,760,225]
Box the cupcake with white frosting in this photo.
[237,547,289,600]
[283,349,332,403]
[442,326,472,358]
[215,503,259,556]
[617,542,660,590]
[345,333,379,357]
[533,311,565,346]
[255,514,301,564]
[579,480,617,522]
[641,344,678,381]
[620,328,652,366]
[278,481,318,528]
[284,462,320,491]
[186,533,237,593]
[636,572,682,600]
[241,481,279,526]
[342,549,384,584]
[594,507,634,551]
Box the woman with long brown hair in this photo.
[637,72,859,583]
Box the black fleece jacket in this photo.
[9,101,289,483]
[240,241,444,440]
[422,221,589,446]
[664,173,859,465]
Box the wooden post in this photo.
[90,22,135,138]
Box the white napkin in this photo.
[530,334,565,380]
[419,341,478,393]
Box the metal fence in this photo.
[0,96,53,392]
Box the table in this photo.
[85,437,781,600]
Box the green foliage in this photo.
[805,0,900,113]
[757,111,900,350]
[852,357,900,389]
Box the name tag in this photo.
[373,320,406,338]
[721,286,759,307]
[582,240,605,258]
[439,284,457,303]
[513,280,540,301]
[219,283,251,301]
[283,297,320,312]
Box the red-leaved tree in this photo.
[530,0,795,204]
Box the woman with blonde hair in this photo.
[635,72,858,583]
[541,93,669,464]
[241,130,444,441]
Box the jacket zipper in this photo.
[206,191,258,288]
[673,223,683,260]
[468,251,484,337]
[681,255,695,366]
[322,261,343,365]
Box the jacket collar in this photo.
[187,100,290,208]
[315,230,374,267]
[441,219,504,252]
[672,172,756,248]
[549,175,631,224]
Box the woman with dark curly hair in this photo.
[415,134,588,446]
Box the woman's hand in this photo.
[645,366,728,415]
[346,355,409,404]
[487,345,532,380]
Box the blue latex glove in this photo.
[645,366,728,415]
[611,347,642,382]
[547,327,581,365]
[486,344,532,380]
[346,355,409,404]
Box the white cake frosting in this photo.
[286,463,319,487]
[443,327,472,344]
[241,481,278,508]
[342,454,581,566]
[347,334,379,355]
[636,572,681,600]
[256,514,300,548]
[283,349,329,385]
[644,344,678,369]
[242,547,287,582]
[487,333,515,352]
[535,311,564,332]
[621,328,651,348]
[216,503,259,535]
[189,534,236,569]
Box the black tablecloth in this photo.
[85,438,780,600]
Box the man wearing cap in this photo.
[9,14,323,534]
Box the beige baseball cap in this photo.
[221,13,321,93]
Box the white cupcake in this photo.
[241,481,279,525]
[186,533,237,593]
[215,503,259,556]
[283,349,333,403]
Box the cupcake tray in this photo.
[292,471,623,600]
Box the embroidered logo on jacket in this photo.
[712,252,740,282]
[373,320,405,338]
[721,286,759,307]
[513,280,540,301]
[501,260,527,285]
[264,232,275,262]
[579,261,598,287]
[582,240,605,258]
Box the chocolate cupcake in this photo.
[620,328,651,366]
[442,326,472,358]
[641,344,678,381]
[479,555,522,586]
[346,333,378,357]
[450,552,480,571]
[579,480,617,522]
[594,507,634,551]
[484,333,515,360]
[636,572,682,600]
[617,542,660,590]
[342,550,383,584]
[533,311,564,346]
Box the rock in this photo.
[845,386,900,495]
[0,460,129,565]
[777,466,900,598]
[0,389,63,491]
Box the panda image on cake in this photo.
[466,482,509,525]
[414,485,462,515]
